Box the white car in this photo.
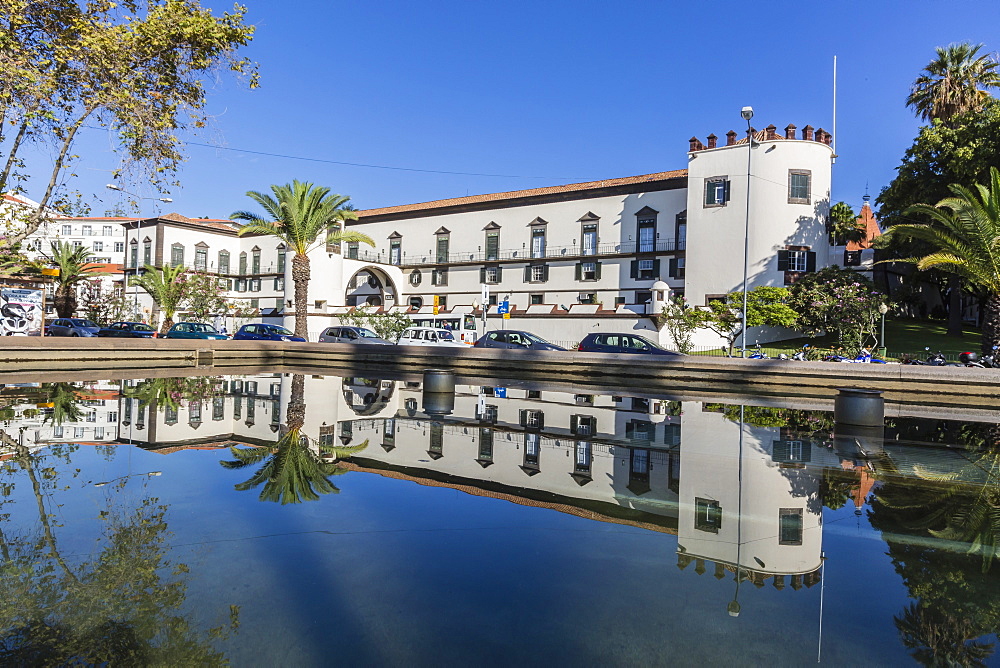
[396,326,468,347]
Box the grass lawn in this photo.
[693,317,983,360]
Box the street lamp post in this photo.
[878,303,889,356]
[740,106,754,358]
[105,184,171,319]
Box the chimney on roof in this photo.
[803,125,814,141]
[726,130,737,146]
[689,136,704,152]
[706,133,718,149]
[765,124,777,140]
[784,123,797,139]
[816,128,832,145]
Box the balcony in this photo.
[349,238,685,267]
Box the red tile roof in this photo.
[356,169,688,219]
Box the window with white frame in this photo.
[61,225,72,236]
[787,250,808,272]
[103,225,113,236]
[704,177,730,206]
[74,427,84,438]
[432,267,448,286]
[82,224,92,236]
[638,259,655,279]
[637,218,655,252]
[114,242,124,253]
[578,262,598,281]
[93,241,103,252]
[53,426,64,438]
[72,241,82,249]
[581,224,597,255]
[390,239,401,265]
[531,264,545,282]
[107,411,118,422]
[485,265,500,283]
[95,427,105,439]
[531,227,546,258]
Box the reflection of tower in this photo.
[677,403,825,611]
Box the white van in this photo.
[397,326,468,348]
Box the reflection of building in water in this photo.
[677,405,834,589]
[116,375,285,450]
[0,382,121,453]
[340,382,682,529]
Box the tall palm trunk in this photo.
[982,293,1000,356]
[291,253,310,340]
[947,276,964,337]
[286,374,305,430]
[54,284,76,318]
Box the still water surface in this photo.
[1,372,998,665]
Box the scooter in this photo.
[790,345,811,361]
[734,344,769,359]
[982,346,1000,368]
[924,347,961,367]
[845,348,888,364]
[959,351,987,368]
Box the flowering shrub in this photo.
[787,266,889,352]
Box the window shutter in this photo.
[542,265,549,282]
[652,259,661,277]
[591,417,597,433]
[595,262,602,279]
[496,266,503,281]
[724,180,731,203]
[704,180,712,205]
[806,251,816,272]
[669,258,678,278]
[536,412,544,430]
[630,261,637,279]
[519,409,527,427]
[777,250,789,271]
[625,422,635,439]
[480,267,486,283]
[570,415,579,434]
[575,263,582,280]
[524,266,531,282]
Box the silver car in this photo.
[318,326,393,345]
[46,318,101,337]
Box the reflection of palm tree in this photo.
[43,382,84,426]
[221,434,367,504]
[895,602,994,667]
[221,374,367,503]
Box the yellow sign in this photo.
[433,306,439,315]
[503,313,510,319]
[41,267,59,276]
[433,295,440,306]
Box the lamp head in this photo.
[105,184,121,191]
[158,198,173,203]
[741,106,754,121]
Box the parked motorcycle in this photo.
[982,345,1000,368]
[959,351,987,368]
[923,347,961,367]
[791,345,811,362]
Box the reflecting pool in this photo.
[1,372,999,665]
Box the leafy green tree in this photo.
[232,181,374,339]
[131,263,187,334]
[81,281,136,324]
[787,266,889,352]
[658,296,710,353]
[0,0,258,245]
[25,241,103,317]
[884,167,1000,354]
[829,201,864,245]
[179,272,228,323]
[702,286,798,354]
[338,306,412,343]
[906,42,1000,122]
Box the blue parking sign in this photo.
[497,300,510,315]
[494,387,507,398]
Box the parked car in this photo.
[474,329,567,351]
[96,322,157,338]
[396,326,467,347]
[577,332,683,356]
[232,323,306,342]
[46,318,101,337]
[318,326,393,345]
[163,322,228,340]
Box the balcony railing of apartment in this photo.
[346,238,685,267]
[124,260,286,276]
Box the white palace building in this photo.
[7,118,869,348]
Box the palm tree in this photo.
[26,241,103,317]
[829,201,865,245]
[231,181,374,339]
[131,263,187,334]
[906,43,1000,122]
[884,167,1000,355]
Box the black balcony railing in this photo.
[348,238,686,267]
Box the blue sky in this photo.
[33,0,1000,219]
